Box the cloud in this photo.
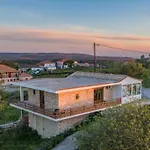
[0,26,150,56]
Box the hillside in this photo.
[0,53,135,62]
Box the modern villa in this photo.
[10,71,142,138]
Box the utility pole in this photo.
[93,43,96,72]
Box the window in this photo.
[123,85,132,97]
[136,84,141,95]
[33,90,36,95]
[127,85,132,96]
[132,84,137,95]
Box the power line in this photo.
[96,43,150,55]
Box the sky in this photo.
[0,0,150,57]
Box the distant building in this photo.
[38,61,56,71]
[19,72,32,81]
[0,64,32,85]
[146,57,150,62]
[57,59,78,69]
[76,62,90,67]
[57,59,69,69]
[10,71,142,138]
[31,68,44,71]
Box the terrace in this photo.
[10,98,121,121]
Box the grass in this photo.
[0,102,20,124]
[0,124,77,150]
[0,91,28,125]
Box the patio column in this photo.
[20,110,23,120]
[20,86,24,120]
[20,86,24,101]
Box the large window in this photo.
[123,85,132,97]
[123,84,141,97]
[132,84,137,95]
[136,84,141,95]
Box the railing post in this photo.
[70,108,71,116]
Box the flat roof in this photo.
[11,76,118,93]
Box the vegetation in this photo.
[0,91,28,124]
[64,59,75,68]
[77,102,150,150]
[0,60,19,70]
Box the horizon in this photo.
[0,0,150,57]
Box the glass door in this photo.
[94,88,104,103]
[40,91,45,109]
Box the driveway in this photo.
[52,133,78,150]
[142,88,150,100]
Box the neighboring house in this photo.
[57,59,69,69]
[10,71,142,138]
[19,72,32,81]
[0,64,19,85]
[38,61,56,71]
[0,64,32,85]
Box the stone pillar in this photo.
[20,86,24,102]
[20,110,23,120]
[20,86,24,120]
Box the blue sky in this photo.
[0,0,150,56]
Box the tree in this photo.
[64,60,75,68]
[0,61,19,70]
[77,103,150,150]
[120,62,144,77]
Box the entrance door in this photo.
[94,88,104,103]
[40,91,45,109]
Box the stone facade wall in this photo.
[28,89,58,110]
[58,89,94,110]
[28,112,87,138]
[28,113,59,137]
[58,115,87,134]
[28,89,40,107]
[44,92,58,110]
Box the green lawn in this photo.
[0,102,20,124]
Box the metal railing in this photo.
[11,98,121,119]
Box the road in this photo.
[142,88,150,100]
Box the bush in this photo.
[77,104,150,150]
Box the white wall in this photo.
[104,85,121,101]
[120,77,142,104]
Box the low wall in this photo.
[0,120,20,129]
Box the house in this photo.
[10,72,142,138]
[19,72,33,81]
[57,59,69,69]
[76,62,91,67]
[31,67,44,71]
[0,64,19,85]
[38,61,56,71]
[0,64,32,85]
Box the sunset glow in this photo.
[0,0,150,57]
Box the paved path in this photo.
[52,133,78,150]
[142,88,150,100]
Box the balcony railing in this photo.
[10,98,121,120]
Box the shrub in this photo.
[77,104,150,150]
